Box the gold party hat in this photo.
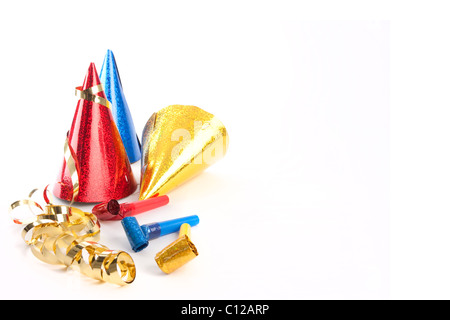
[139,105,229,200]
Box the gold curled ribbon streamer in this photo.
[42,184,54,205]
[9,199,43,224]
[10,186,56,225]
[9,190,136,285]
[64,138,79,203]
[75,84,111,109]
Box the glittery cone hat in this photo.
[139,105,229,200]
[53,63,137,203]
[99,49,141,163]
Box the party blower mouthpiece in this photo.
[121,215,200,252]
[92,195,169,221]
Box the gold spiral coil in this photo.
[10,190,136,285]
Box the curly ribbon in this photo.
[63,137,79,203]
[75,84,111,109]
[9,189,136,285]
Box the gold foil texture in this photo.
[9,191,136,285]
[155,223,198,274]
[139,105,229,199]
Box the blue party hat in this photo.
[100,49,141,163]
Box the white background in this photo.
[0,1,448,300]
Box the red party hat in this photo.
[53,63,137,203]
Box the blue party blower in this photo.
[121,215,200,252]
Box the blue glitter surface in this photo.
[100,49,141,163]
[121,217,149,252]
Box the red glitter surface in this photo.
[53,63,137,203]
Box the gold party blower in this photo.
[154,223,198,274]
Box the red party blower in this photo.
[92,195,170,220]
